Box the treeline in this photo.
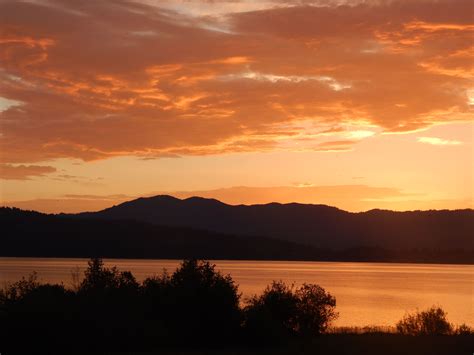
[0,259,471,352]
[2,207,473,264]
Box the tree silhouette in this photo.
[166,259,242,343]
[79,257,139,292]
[396,306,453,335]
[244,281,338,341]
[244,281,299,340]
[295,283,338,335]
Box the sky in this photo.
[0,0,473,213]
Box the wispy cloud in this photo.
[417,137,463,146]
[0,164,56,180]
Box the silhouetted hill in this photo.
[2,203,473,263]
[1,207,326,260]
[79,195,474,252]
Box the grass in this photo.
[326,325,396,334]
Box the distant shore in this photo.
[1,254,473,265]
[3,206,473,265]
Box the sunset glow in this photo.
[1,0,473,213]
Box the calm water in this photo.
[0,258,472,327]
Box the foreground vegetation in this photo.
[0,259,472,353]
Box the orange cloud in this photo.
[314,140,357,152]
[0,163,56,180]
[0,0,472,163]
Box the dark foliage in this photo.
[0,273,77,349]
[243,281,338,342]
[295,283,339,334]
[244,281,300,340]
[0,258,469,352]
[0,258,243,351]
[167,260,241,343]
[396,306,453,335]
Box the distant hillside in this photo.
[1,207,324,260]
[2,206,473,263]
[79,195,474,251]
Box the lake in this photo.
[0,258,472,327]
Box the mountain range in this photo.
[2,195,473,263]
[79,195,474,250]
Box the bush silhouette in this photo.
[79,258,240,346]
[74,258,141,349]
[0,258,343,350]
[244,281,338,341]
[244,281,299,340]
[455,323,473,335]
[295,283,339,334]
[165,259,242,343]
[396,306,453,335]
[0,272,40,302]
[0,273,77,348]
[3,258,471,351]
[79,257,140,292]
[141,271,174,342]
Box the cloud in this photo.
[0,164,56,180]
[0,96,22,112]
[0,0,472,163]
[417,137,463,145]
[314,140,357,152]
[62,193,133,200]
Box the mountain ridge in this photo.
[86,194,472,214]
[73,195,474,251]
[2,206,473,264]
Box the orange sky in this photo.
[0,0,473,213]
